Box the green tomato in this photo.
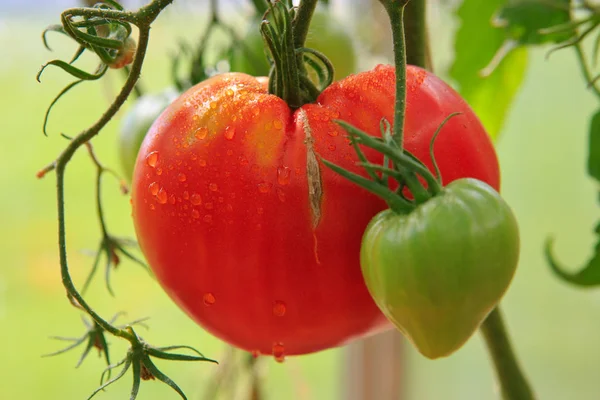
[360,178,520,359]
[118,88,179,182]
[228,8,357,80]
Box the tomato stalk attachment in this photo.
[260,0,334,108]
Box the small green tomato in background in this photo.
[118,88,179,182]
[228,7,357,79]
[360,178,520,359]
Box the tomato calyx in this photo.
[260,0,334,109]
[322,113,460,215]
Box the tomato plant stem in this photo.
[293,0,319,50]
[378,0,409,150]
[404,0,431,69]
[48,0,173,343]
[481,307,535,400]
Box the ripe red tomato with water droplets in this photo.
[131,65,500,358]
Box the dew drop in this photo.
[328,144,336,151]
[195,127,208,140]
[226,149,233,156]
[183,191,190,200]
[199,159,207,167]
[258,182,272,193]
[156,167,163,176]
[273,120,283,130]
[224,126,236,140]
[178,173,187,182]
[146,151,158,167]
[205,202,214,210]
[209,102,217,109]
[169,195,176,205]
[156,188,168,204]
[272,343,285,363]
[191,209,200,219]
[257,207,264,215]
[190,193,202,206]
[149,204,156,210]
[226,89,234,96]
[331,110,340,118]
[327,130,339,137]
[277,166,291,185]
[203,214,213,223]
[273,301,286,317]
[203,292,216,306]
[265,121,273,130]
[148,182,159,196]
[209,183,218,192]
[239,156,249,166]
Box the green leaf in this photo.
[588,109,600,182]
[495,0,573,46]
[546,223,600,287]
[450,0,528,141]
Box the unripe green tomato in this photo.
[360,178,520,359]
[119,88,179,182]
[229,8,357,80]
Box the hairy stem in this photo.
[292,0,319,49]
[50,0,172,341]
[378,0,409,149]
[481,308,535,400]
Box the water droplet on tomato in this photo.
[265,121,273,130]
[169,195,176,205]
[332,110,340,118]
[273,120,283,130]
[273,301,286,317]
[156,167,163,176]
[183,191,190,200]
[178,173,186,182]
[209,183,218,192]
[272,343,285,362]
[205,202,214,210]
[257,207,264,215]
[191,209,200,219]
[328,144,336,151]
[226,89,234,96]
[239,156,249,166]
[190,193,202,206]
[199,159,207,167]
[146,151,158,167]
[210,102,217,109]
[156,188,168,204]
[258,182,272,193]
[203,214,213,223]
[224,126,236,140]
[203,292,216,306]
[276,188,286,202]
[149,204,155,210]
[148,182,159,196]
[327,130,338,137]
[277,166,291,185]
[195,127,208,140]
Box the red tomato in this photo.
[131,65,499,358]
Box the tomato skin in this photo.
[118,89,179,182]
[228,8,357,80]
[360,179,519,359]
[131,65,499,357]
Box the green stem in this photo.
[481,308,535,400]
[292,0,318,49]
[379,0,409,149]
[403,0,430,69]
[48,0,172,342]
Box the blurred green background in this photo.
[1,1,600,399]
